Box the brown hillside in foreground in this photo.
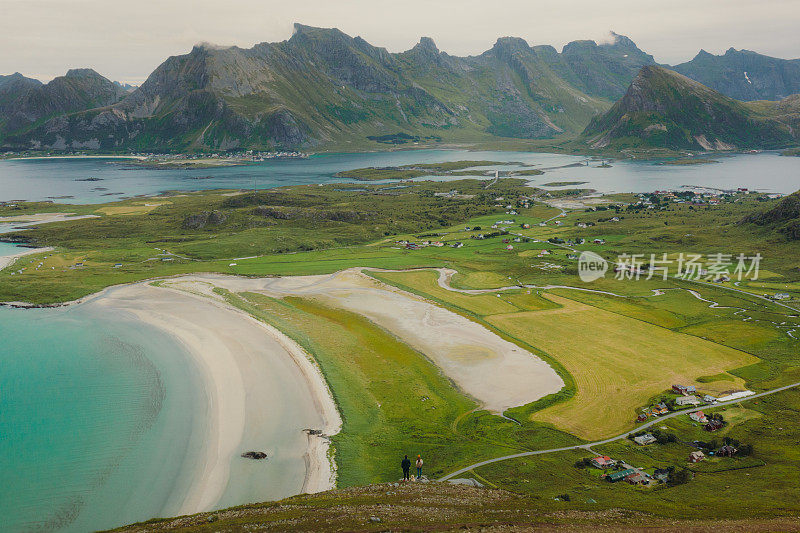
[110,482,800,532]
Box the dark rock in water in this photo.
[241,451,268,460]
[305,429,323,436]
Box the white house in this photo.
[675,395,700,406]
[633,434,657,446]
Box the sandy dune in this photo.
[177,270,564,413]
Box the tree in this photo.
[668,468,693,486]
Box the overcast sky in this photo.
[3,0,799,84]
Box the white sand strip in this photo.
[89,281,341,515]
[179,270,564,414]
[0,247,54,271]
[0,212,100,226]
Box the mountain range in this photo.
[0,24,798,152]
[581,66,799,151]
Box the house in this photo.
[774,293,791,300]
[672,384,688,394]
[717,445,738,457]
[688,451,706,463]
[703,395,717,404]
[590,456,616,469]
[521,223,531,229]
[451,242,464,248]
[506,245,514,251]
[539,222,547,227]
[653,468,671,483]
[705,420,725,432]
[650,403,669,416]
[611,217,620,222]
[634,434,657,446]
[675,395,700,406]
[606,468,637,482]
[689,411,708,423]
[593,238,605,245]
[625,472,649,485]
[686,385,697,394]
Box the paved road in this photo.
[438,380,800,481]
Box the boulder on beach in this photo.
[241,451,268,460]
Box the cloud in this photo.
[1,0,798,83]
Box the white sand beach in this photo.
[88,281,341,515]
[176,270,564,413]
[0,246,54,271]
[0,212,100,226]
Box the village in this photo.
[570,383,760,489]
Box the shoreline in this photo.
[77,280,341,517]
[0,246,54,271]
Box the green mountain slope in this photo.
[0,69,126,143]
[743,190,800,240]
[2,25,659,152]
[581,66,797,151]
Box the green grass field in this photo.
[4,176,800,523]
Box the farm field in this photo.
[369,269,758,439]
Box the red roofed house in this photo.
[689,411,708,423]
[590,456,615,469]
[689,450,706,463]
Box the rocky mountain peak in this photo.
[64,68,103,79]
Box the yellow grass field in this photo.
[95,202,170,216]
[486,294,758,439]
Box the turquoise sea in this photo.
[0,304,205,532]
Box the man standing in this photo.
[401,455,411,481]
[415,455,424,480]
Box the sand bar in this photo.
[179,270,564,413]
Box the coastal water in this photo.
[0,150,799,204]
[0,304,206,532]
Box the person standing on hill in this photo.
[401,455,411,481]
[415,455,424,479]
